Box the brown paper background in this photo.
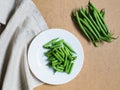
[33,0,120,90]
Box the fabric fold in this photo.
[0,0,16,24]
[0,0,48,90]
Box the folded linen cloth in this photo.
[0,0,48,90]
[0,0,16,24]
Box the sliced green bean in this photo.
[65,60,70,73]
[56,52,64,61]
[48,57,56,61]
[61,47,68,56]
[65,47,73,56]
[68,55,73,61]
[53,53,61,62]
[53,65,64,72]
[43,38,59,48]
[56,49,64,58]
[68,62,74,74]
[52,60,58,66]
[53,39,64,45]
[46,62,52,67]
[57,65,64,70]
[44,49,57,58]
[72,56,77,60]
[63,55,68,67]
[63,41,75,53]
[64,47,71,56]
[58,48,65,58]
[44,38,77,74]
[50,43,62,49]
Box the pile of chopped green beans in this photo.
[43,38,77,74]
[72,1,116,47]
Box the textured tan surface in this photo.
[33,0,120,90]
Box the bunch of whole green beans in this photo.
[43,38,77,74]
[72,1,116,46]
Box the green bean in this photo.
[75,11,91,41]
[93,11,111,40]
[56,52,64,61]
[53,65,64,72]
[67,61,74,74]
[43,44,51,49]
[83,25,98,46]
[61,47,68,56]
[68,55,73,61]
[75,11,92,42]
[50,43,62,49]
[84,18,102,41]
[53,53,61,62]
[88,12,101,32]
[89,6,109,38]
[48,57,56,61]
[68,62,74,74]
[89,1,109,33]
[65,60,70,73]
[100,37,111,43]
[79,18,100,42]
[100,9,105,18]
[60,64,64,67]
[52,60,58,66]
[56,49,64,58]
[72,56,77,60]
[65,47,73,56]
[58,48,64,54]
[88,1,99,14]
[94,11,109,37]
[44,52,50,57]
[92,11,106,36]
[44,48,56,55]
[71,1,117,47]
[76,11,92,41]
[46,62,52,67]
[58,48,65,58]
[44,38,77,74]
[63,41,75,53]
[63,55,68,67]
[53,53,63,62]
[57,65,64,70]
[43,38,59,48]
[80,9,101,41]
[78,8,97,45]
[64,47,71,56]
[53,39,64,45]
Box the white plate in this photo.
[28,28,84,85]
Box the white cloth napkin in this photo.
[0,0,16,24]
[0,0,48,90]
